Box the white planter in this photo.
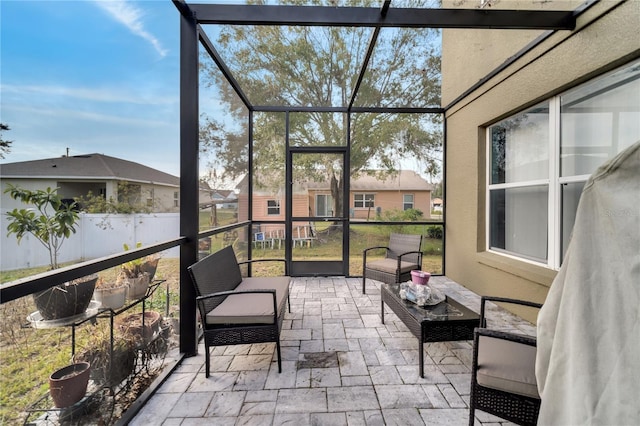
[94,285,127,310]
[126,274,150,300]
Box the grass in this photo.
[247,224,443,276]
[199,207,237,231]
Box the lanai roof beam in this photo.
[189,4,576,30]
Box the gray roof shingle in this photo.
[305,170,433,191]
[0,153,179,186]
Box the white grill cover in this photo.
[536,141,640,425]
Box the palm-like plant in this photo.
[4,185,79,270]
[5,185,97,320]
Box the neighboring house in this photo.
[212,189,237,210]
[342,170,433,219]
[441,0,639,316]
[0,153,181,213]
[247,170,433,223]
[199,184,239,228]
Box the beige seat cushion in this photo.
[205,276,290,325]
[476,335,539,399]
[366,258,418,275]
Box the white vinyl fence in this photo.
[1,213,180,272]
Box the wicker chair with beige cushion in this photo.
[187,245,290,378]
[469,296,543,426]
[362,233,422,294]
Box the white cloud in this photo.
[93,0,168,58]
[1,84,174,105]
[5,104,171,128]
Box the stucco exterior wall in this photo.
[250,190,433,222]
[146,184,179,213]
[441,0,585,107]
[1,178,54,210]
[1,178,179,213]
[251,194,308,222]
[348,190,432,220]
[442,0,640,317]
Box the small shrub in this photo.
[426,225,443,239]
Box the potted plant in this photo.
[93,276,127,311]
[121,242,160,300]
[48,362,91,408]
[116,310,162,344]
[4,185,97,320]
[75,333,137,387]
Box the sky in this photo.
[1,0,183,176]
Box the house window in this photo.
[354,193,375,208]
[316,194,333,217]
[267,199,280,215]
[403,194,414,210]
[146,188,154,208]
[487,59,640,269]
[174,191,179,207]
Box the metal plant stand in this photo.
[23,280,168,425]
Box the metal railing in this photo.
[1,237,187,305]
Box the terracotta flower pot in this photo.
[34,275,98,321]
[117,311,162,341]
[49,362,91,408]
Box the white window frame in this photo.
[403,194,414,210]
[315,193,333,217]
[486,60,639,270]
[354,193,375,208]
[486,98,568,269]
[267,199,280,216]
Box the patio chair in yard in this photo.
[361,232,422,294]
[469,296,543,426]
[269,228,284,249]
[187,246,291,377]
[293,224,317,248]
[253,231,271,249]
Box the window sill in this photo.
[476,251,557,288]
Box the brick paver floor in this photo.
[131,276,532,425]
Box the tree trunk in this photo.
[330,172,343,220]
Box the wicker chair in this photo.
[187,246,290,377]
[469,296,543,426]
[362,233,422,294]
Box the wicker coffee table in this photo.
[381,282,480,378]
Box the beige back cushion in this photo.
[476,335,539,399]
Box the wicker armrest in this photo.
[474,327,537,347]
[363,246,389,255]
[480,296,543,327]
[396,250,423,263]
[363,246,390,263]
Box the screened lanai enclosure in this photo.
[174,0,576,356]
[0,1,587,423]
